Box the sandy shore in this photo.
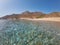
[20,17,60,22]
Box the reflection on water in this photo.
[0,20,60,45]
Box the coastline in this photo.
[20,17,60,22]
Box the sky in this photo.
[0,0,60,17]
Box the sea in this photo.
[0,19,60,45]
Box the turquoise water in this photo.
[0,20,60,45]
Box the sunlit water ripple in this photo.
[0,20,60,45]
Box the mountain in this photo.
[1,11,60,19]
[48,12,60,17]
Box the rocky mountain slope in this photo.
[1,11,60,19]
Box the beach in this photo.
[20,17,60,22]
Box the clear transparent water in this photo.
[0,20,60,45]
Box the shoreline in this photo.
[20,17,60,22]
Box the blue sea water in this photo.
[0,20,60,45]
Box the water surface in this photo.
[0,20,60,45]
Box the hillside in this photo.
[1,11,60,19]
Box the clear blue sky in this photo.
[0,0,60,17]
